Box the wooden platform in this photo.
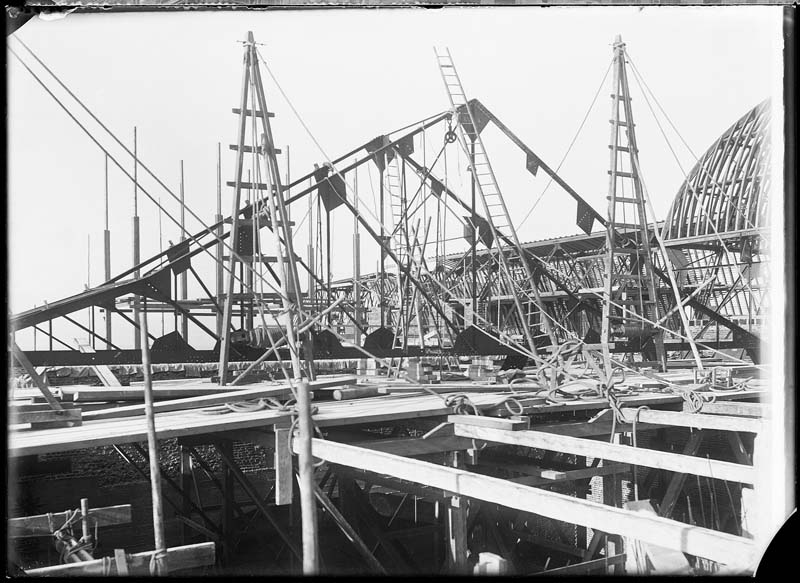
[8,372,764,458]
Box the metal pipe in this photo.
[132,127,141,350]
[216,142,224,337]
[307,179,315,307]
[353,163,361,346]
[379,165,385,328]
[179,160,188,341]
[104,154,113,349]
[470,140,477,328]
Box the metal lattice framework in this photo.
[662,99,771,243]
[343,100,771,360]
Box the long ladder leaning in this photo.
[434,47,557,358]
[600,35,666,375]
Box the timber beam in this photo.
[695,401,765,418]
[23,542,215,576]
[619,407,763,434]
[8,504,132,538]
[452,423,754,484]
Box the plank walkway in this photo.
[8,377,764,458]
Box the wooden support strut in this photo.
[10,340,63,410]
[311,480,387,574]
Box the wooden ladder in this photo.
[601,36,666,374]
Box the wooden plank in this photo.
[66,387,254,402]
[231,107,274,117]
[524,389,765,415]
[513,529,586,557]
[23,542,215,576]
[447,495,469,573]
[620,407,763,433]
[10,406,292,457]
[113,549,130,576]
[274,426,293,505]
[11,408,82,428]
[333,465,450,502]
[697,401,765,418]
[302,439,755,567]
[452,424,754,485]
[536,554,626,576]
[508,463,630,487]
[624,500,692,574]
[83,376,354,421]
[476,456,568,478]
[10,341,62,411]
[534,418,669,438]
[9,402,77,413]
[347,435,482,457]
[447,414,530,431]
[8,504,133,538]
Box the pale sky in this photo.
[7,6,782,350]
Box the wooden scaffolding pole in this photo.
[247,31,319,572]
[137,299,167,575]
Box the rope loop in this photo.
[149,549,168,576]
[503,397,525,416]
[444,393,481,416]
[286,403,326,468]
[631,405,650,448]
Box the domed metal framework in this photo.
[662,99,771,242]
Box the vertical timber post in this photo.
[446,451,469,574]
[138,299,167,575]
[222,439,235,564]
[602,434,624,574]
[248,32,319,572]
[179,445,192,545]
[575,455,588,552]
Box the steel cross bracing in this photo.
[434,47,558,357]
